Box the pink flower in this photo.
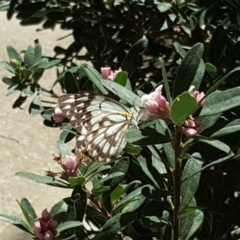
[141,85,170,119]
[33,209,58,240]
[52,105,65,123]
[188,86,205,106]
[101,67,121,81]
[64,155,78,171]
[182,118,200,137]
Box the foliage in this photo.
[2,0,240,240]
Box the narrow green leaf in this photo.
[205,62,217,73]
[28,95,43,116]
[44,59,61,69]
[0,213,33,234]
[1,61,15,73]
[198,138,230,153]
[17,198,37,227]
[80,65,108,94]
[200,87,240,116]
[7,45,22,63]
[24,45,35,67]
[32,68,44,83]
[211,119,240,138]
[56,140,74,159]
[173,43,204,97]
[122,37,148,77]
[181,154,203,209]
[101,79,142,107]
[170,92,198,126]
[50,200,68,218]
[2,77,13,85]
[57,221,82,233]
[93,212,137,240]
[6,84,20,96]
[126,129,171,145]
[64,71,79,93]
[34,44,42,63]
[15,172,70,188]
[125,142,142,155]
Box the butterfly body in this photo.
[58,92,140,163]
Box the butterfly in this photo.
[58,92,141,163]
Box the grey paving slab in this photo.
[0,13,73,240]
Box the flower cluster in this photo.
[33,209,58,240]
[101,67,121,81]
[141,85,170,120]
[46,153,82,181]
[141,85,205,137]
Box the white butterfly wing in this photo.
[58,92,134,162]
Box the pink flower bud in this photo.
[101,67,121,81]
[182,119,200,137]
[188,85,205,106]
[44,230,54,240]
[41,209,51,222]
[64,155,77,171]
[33,221,42,233]
[52,105,65,123]
[141,85,170,119]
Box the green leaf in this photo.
[32,68,44,83]
[80,65,108,94]
[64,71,79,93]
[59,124,75,143]
[103,158,130,190]
[7,45,22,63]
[0,213,33,234]
[142,215,170,228]
[17,198,37,227]
[24,45,35,67]
[1,61,15,73]
[93,212,137,240]
[34,44,42,63]
[21,68,32,80]
[70,186,87,222]
[101,79,142,107]
[181,154,203,209]
[15,172,70,188]
[155,119,175,169]
[126,129,171,145]
[56,140,74,159]
[179,209,204,240]
[141,185,172,200]
[113,185,147,214]
[50,200,68,218]
[69,176,86,186]
[6,84,20,96]
[125,142,142,155]
[209,25,227,66]
[138,157,159,188]
[211,119,240,138]
[173,43,204,97]
[57,221,82,233]
[44,59,61,69]
[122,37,148,77]
[2,77,13,85]
[198,138,230,153]
[205,62,217,73]
[170,92,198,126]
[200,87,240,116]
[110,180,141,204]
[114,71,128,86]
[28,95,43,116]
[156,2,172,12]
[22,84,35,97]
